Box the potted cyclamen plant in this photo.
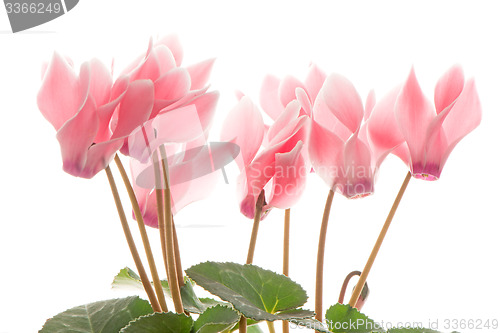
[36,35,480,333]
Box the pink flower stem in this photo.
[283,208,291,333]
[104,165,161,313]
[348,171,411,307]
[172,221,185,288]
[240,190,266,333]
[315,189,335,327]
[159,145,184,314]
[114,155,168,312]
[152,152,169,280]
[337,271,361,304]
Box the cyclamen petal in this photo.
[260,75,285,120]
[154,67,191,101]
[304,63,327,103]
[279,75,306,108]
[342,131,374,198]
[186,58,216,90]
[434,64,464,114]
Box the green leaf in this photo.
[185,261,312,322]
[289,317,332,332]
[112,267,144,290]
[247,325,264,333]
[39,296,153,333]
[193,305,240,333]
[325,303,383,333]
[120,312,193,333]
[181,278,229,314]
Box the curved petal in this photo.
[154,67,191,101]
[260,75,285,120]
[341,132,374,198]
[366,86,404,166]
[267,141,307,209]
[220,96,265,167]
[187,91,219,133]
[321,73,364,133]
[295,87,312,116]
[153,45,177,74]
[395,68,435,168]
[111,79,154,140]
[156,35,183,66]
[37,52,82,130]
[83,138,124,179]
[279,75,306,108]
[129,42,161,82]
[434,65,464,114]
[304,63,326,103]
[364,90,376,120]
[312,90,352,142]
[88,58,112,107]
[187,58,215,90]
[308,119,344,189]
[266,100,301,144]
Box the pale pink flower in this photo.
[391,66,481,180]
[37,53,154,178]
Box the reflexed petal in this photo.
[268,141,306,209]
[304,63,326,103]
[153,45,177,74]
[364,90,376,120]
[341,132,374,198]
[111,80,154,140]
[188,91,219,133]
[154,67,191,101]
[56,96,98,177]
[186,58,215,90]
[129,42,161,82]
[83,138,124,179]
[156,35,183,66]
[321,73,364,133]
[260,75,285,120]
[434,65,464,114]
[37,52,82,130]
[278,75,306,108]
[295,87,312,116]
[220,96,265,167]
[308,119,344,188]
[312,91,352,142]
[267,100,301,144]
[88,58,112,107]
[395,68,434,167]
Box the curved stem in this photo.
[238,317,247,333]
[172,221,184,287]
[315,189,335,326]
[114,155,168,312]
[338,271,361,304]
[266,321,276,333]
[105,165,161,312]
[152,153,169,279]
[282,208,291,333]
[246,190,266,265]
[159,146,184,314]
[348,171,411,307]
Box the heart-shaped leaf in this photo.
[185,262,313,322]
[193,305,240,333]
[325,303,384,333]
[39,296,153,333]
[120,312,193,333]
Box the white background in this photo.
[1,1,499,332]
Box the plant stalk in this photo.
[246,190,266,265]
[348,171,411,307]
[114,155,168,312]
[104,165,161,312]
[315,189,335,326]
[159,145,184,314]
[283,208,291,333]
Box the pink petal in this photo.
[364,90,376,120]
[366,86,404,167]
[154,67,191,101]
[266,100,301,144]
[186,58,216,90]
[267,114,309,147]
[129,41,161,82]
[295,87,312,116]
[312,91,352,142]
[186,91,219,133]
[434,65,464,114]
[153,45,177,74]
[111,80,154,140]
[279,75,306,108]
[95,76,129,142]
[341,132,374,198]
[260,75,285,120]
[220,96,265,167]
[37,52,82,130]
[88,58,112,107]
[156,35,183,66]
[56,95,98,177]
[308,119,345,188]
[321,73,364,133]
[395,68,435,167]
[267,141,307,209]
[83,138,124,179]
[304,63,327,103]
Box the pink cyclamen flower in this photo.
[119,36,219,157]
[37,53,154,178]
[393,66,481,180]
[309,73,397,198]
[221,96,309,219]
